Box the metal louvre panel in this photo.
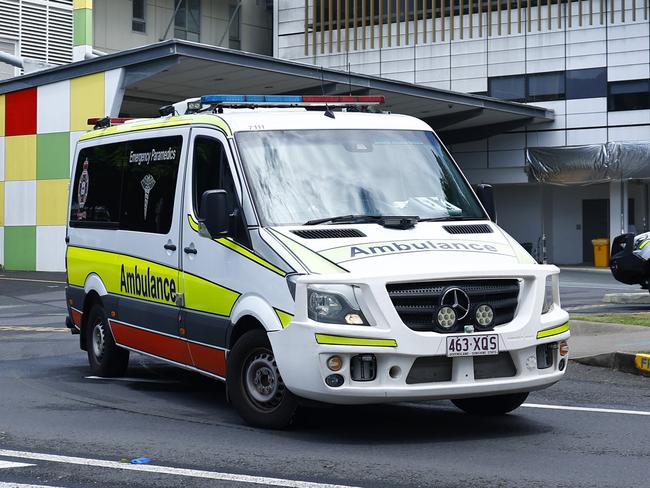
[1,0,72,65]
[386,279,520,332]
[0,0,20,39]
[290,228,366,239]
[442,224,493,235]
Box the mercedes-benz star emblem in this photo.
[440,287,471,321]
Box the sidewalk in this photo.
[570,320,650,376]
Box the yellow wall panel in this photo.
[37,179,69,226]
[70,73,105,132]
[5,135,37,181]
[73,0,93,10]
[0,95,5,136]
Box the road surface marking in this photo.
[0,461,35,469]
[0,326,67,332]
[0,450,360,488]
[523,403,650,416]
[0,483,57,488]
[85,376,177,384]
[0,277,65,285]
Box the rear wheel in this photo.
[227,329,298,429]
[85,303,129,377]
[452,392,529,415]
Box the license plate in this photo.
[446,334,499,357]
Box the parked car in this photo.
[610,232,650,292]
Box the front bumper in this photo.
[269,265,570,405]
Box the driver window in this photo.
[192,136,248,244]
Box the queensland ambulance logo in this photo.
[141,174,156,219]
[78,159,90,208]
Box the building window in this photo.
[566,68,607,100]
[229,3,241,50]
[174,0,201,42]
[608,80,650,112]
[527,71,565,102]
[488,76,525,102]
[132,0,146,33]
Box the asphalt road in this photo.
[0,272,649,487]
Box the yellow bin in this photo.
[592,238,610,268]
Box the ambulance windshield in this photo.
[236,129,486,226]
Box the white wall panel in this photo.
[4,181,36,226]
[566,127,608,145]
[37,81,70,134]
[36,225,66,271]
[608,110,650,126]
[608,125,650,141]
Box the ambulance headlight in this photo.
[542,275,559,314]
[307,285,367,325]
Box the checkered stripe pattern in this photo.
[0,69,122,271]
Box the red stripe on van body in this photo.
[109,320,193,366]
[70,309,82,328]
[188,342,226,377]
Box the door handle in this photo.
[164,243,177,251]
[184,246,197,255]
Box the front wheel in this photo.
[227,329,298,429]
[85,303,129,377]
[452,392,529,415]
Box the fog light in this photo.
[325,374,344,387]
[437,306,456,329]
[475,304,494,328]
[559,340,569,356]
[327,355,343,371]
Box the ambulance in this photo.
[65,95,570,428]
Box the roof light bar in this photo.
[87,117,134,129]
[198,94,385,107]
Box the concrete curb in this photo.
[573,352,650,377]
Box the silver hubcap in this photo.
[245,351,283,408]
[92,321,106,361]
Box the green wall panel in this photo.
[4,226,36,271]
[37,132,70,180]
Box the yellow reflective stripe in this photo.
[639,240,649,250]
[275,309,294,328]
[79,114,232,140]
[268,228,347,274]
[66,246,239,316]
[187,214,200,232]
[216,237,287,277]
[187,214,287,276]
[315,333,397,347]
[183,273,240,317]
[536,322,570,339]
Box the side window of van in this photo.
[120,136,183,234]
[70,136,183,234]
[70,143,125,228]
[192,136,248,245]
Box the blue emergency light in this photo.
[198,94,384,106]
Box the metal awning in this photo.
[0,40,554,143]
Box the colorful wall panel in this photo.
[0,68,124,271]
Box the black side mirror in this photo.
[476,184,497,223]
[199,189,229,237]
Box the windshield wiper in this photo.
[304,214,382,225]
[418,216,485,222]
[304,214,420,229]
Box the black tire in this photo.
[85,303,129,377]
[227,329,298,429]
[452,392,529,415]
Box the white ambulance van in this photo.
[65,95,570,428]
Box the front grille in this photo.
[386,279,520,333]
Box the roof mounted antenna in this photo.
[320,67,335,119]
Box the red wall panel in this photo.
[6,88,37,136]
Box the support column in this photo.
[73,0,93,62]
[609,180,629,244]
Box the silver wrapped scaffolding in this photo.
[526,142,650,185]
